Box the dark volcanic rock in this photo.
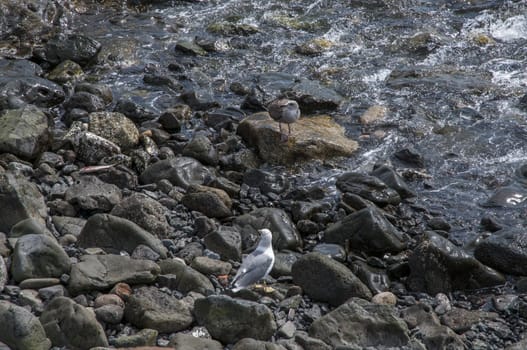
[11,234,71,283]
[292,252,372,306]
[336,172,401,206]
[182,191,232,219]
[182,133,219,166]
[309,298,410,348]
[408,232,505,294]
[78,213,167,257]
[64,175,122,212]
[474,228,527,275]
[124,286,193,333]
[194,295,277,344]
[324,207,406,256]
[39,34,102,66]
[40,297,108,349]
[88,111,140,150]
[68,254,160,295]
[110,193,171,238]
[140,157,212,189]
[0,171,47,233]
[0,300,51,350]
[0,106,51,161]
[233,207,302,251]
[371,164,416,199]
[0,76,65,108]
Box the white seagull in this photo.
[230,228,275,292]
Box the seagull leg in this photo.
[279,122,288,142]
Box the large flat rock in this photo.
[237,112,358,164]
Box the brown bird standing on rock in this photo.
[267,99,301,142]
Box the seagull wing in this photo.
[231,250,274,289]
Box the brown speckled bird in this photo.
[267,99,301,141]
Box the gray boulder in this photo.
[68,254,160,295]
[0,105,50,160]
[0,171,47,233]
[139,156,212,189]
[474,228,527,275]
[11,234,71,283]
[194,295,277,343]
[124,286,193,333]
[324,207,406,256]
[88,111,140,150]
[41,34,101,66]
[292,252,372,306]
[182,191,232,219]
[309,298,410,348]
[0,257,6,292]
[204,225,242,261]
[112,328,158,348]
[169,332,223,350]
[232,338,287,350]
[408,232,505,294]
[158,258,214,295]
[110,193,171,238]
[65,175,122,212]
[40,297,108,349]
[9,217,53,238]
[0,301,51,350]
[73,131,121,165]
[233,207,302,251]
[78,213,167,258]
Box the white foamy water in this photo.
[490,14,527,42]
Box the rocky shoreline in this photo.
[2,1,527,350]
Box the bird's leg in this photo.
[279,122,288,142]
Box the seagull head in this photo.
[257,228,273,249]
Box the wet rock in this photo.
[474,227,527,275]
[47,60,83,84]
[180,91,221,111]
[88,111,140,150]
[0,172,48,233]
[39,34,101,66]
[11,234,71,283]
[78,213,167,257]
[140,157,212,189]
[408,232,505,294]
[191,256,232,276]
[271,251,301,278]
[371,164,416,199]
[0,257,6,291]
[114,98,157,124]
[124,286,193,333]
[359,105,389,124]
[233,207,302,251]
[204,226,242,261]
[158,258,214,295]
[74,131,121,165]
[158,108,184,132]
[243,169,290,195]
[75,82,113,105]
[312,243,346,262]
[110,193,171,238]
[0,301,51,350]
[336,172,401,206]
[207,21,259,36]
[112,328,158,348]
[175,40,207,56]
[68,254,160,295]
[482,185,527,208]
[64,91,105,113]
[182,189,232,219]
[183,134,219,166]
[40,297,108,349]
[237,112,358,164]
[65,175,122,212]
[168,333,223,350]
[400,304,464,350]
[0,76,65,108]
[324,207,406,256]
[309,298,410,348]
[440,307,498,333]
[295,38,334,56]
[393,146,425,168]
[194,295,277,343]
[292,252,372,306]
[0,106,51,160]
